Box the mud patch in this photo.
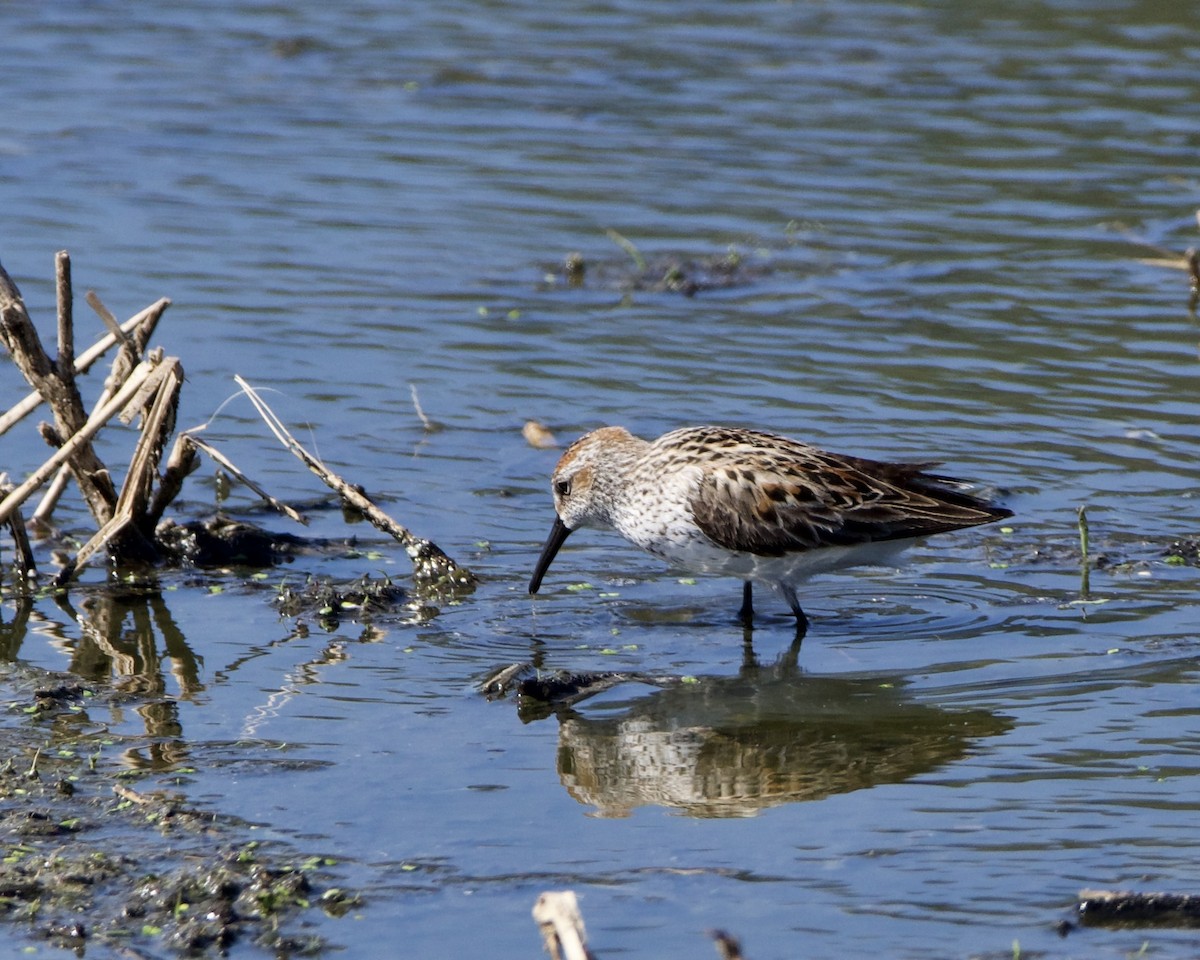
[0,663,360,956]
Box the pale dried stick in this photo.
[66,360,185,573]
[30,470,71,525]
[409,382,434,431]
[532,891,595,960]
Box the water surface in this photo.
[3,1,1199,958]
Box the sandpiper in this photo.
[528,425,1011,634]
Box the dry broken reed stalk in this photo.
[0,252,472,589]
[531,890,748,960]
[0,254,180,568]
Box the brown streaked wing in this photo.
[689,444,1011,557]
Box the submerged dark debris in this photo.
[156,516,309,567]
[481,661,680,722]
[992,528,1200,575]
[539,246,773,297]
[1077,888,1200,929]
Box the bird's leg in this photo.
[737,581,754,625]
[793,609,809,638]
[736,582,759,666]
[777,583,809,639]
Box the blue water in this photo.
[3,1,1200,958]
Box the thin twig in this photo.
[0,482,37,578]
[85,290,135,350]
[146,433,201,528]
[409,383,434,432]
[1077,504,1091,599]
[31,468,71,524]
[183,432,308,525]
[113,783,154,805]
[1077,504,1090,563]
[605,228,646,272]
[234,376,474,585]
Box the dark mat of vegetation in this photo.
[539,244,774,296]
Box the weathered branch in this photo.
[2,256,476,588]
[118,357,183,536]
[0,357,169,527]
[0,260,119,524]
[47,359,184,583]
[86,290,143,397]
[145,433,201,528]
[0,296,169,438]
[55,251,75,391]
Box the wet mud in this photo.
[0,662,360,957]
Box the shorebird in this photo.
[528,425,1011,635]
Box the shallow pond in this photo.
[3,1,1200,958]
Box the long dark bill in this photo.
[529,517,573,594]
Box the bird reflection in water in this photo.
[485,660,1011,818]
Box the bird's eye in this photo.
[554,479,572,497]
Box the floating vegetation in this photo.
[274,574,412,625]
[1077,888,1200,929]
[156,516,308,567]
[1163,538,1200,566]
[538,233,773,297]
